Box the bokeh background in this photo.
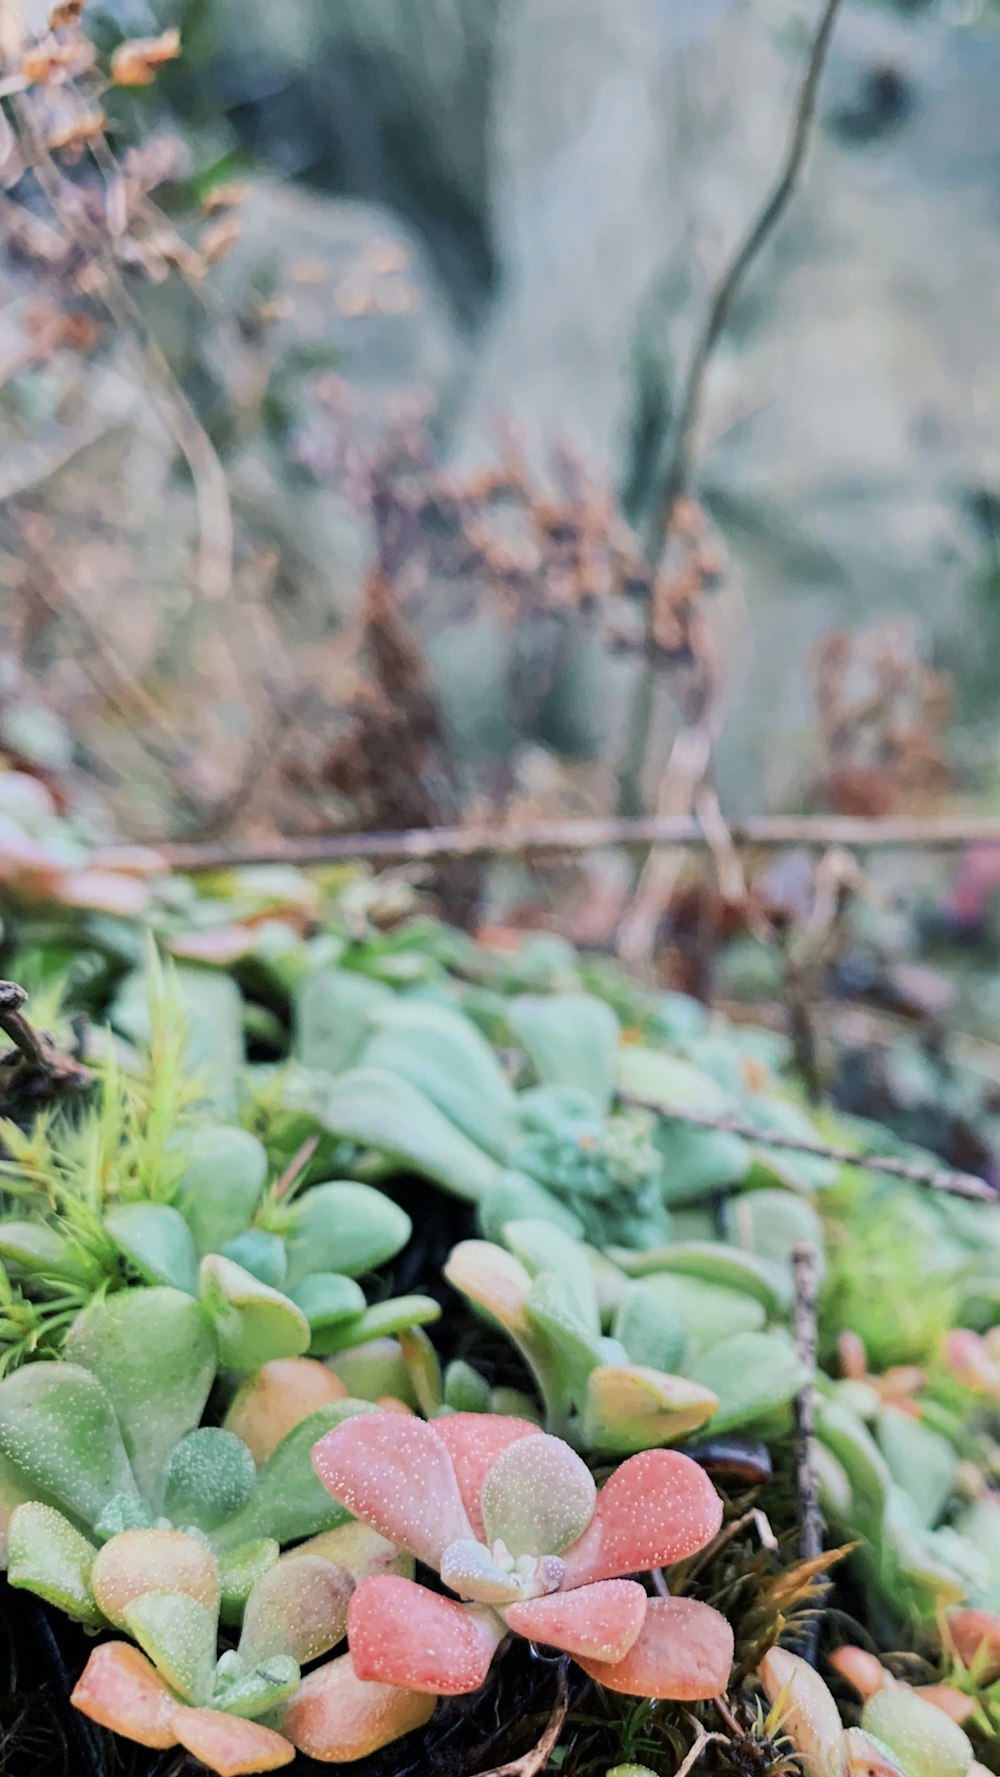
[4,0,1000,1094]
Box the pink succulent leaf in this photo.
[91,1529,221,1630]
[504,1579,647,1664]
[559,1449,723,1587]
[239,1554,353,1666]
[312,1411,473,1566]
[576,1594,734,1699]
[480,1433,596,1557]
[949,1608,1000,1683]
[758,1647,844,1777]
[432,1413,541,1539]
[71,1642,180,1749]
[439,1539,528,1605]
[173,1708,295,1774]
[347,1574,504,1695]
[279,1651,435,1762]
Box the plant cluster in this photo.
[0,855,999,1776]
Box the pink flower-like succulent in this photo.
[312,1411,734,1702]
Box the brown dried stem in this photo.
[791,1241,824,1662]
[157,810,1000,874]
[0,981,93,1091]
[619,0,847,812]
[472,1659,569,1777]
[615,1088,994,1202]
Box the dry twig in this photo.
[472,1659,569,1777]
[615,1088,994,1202]
[619,0,847,812]
[0,982,93,1091]
[791,1241,824,1663]
[157,810,1000,874]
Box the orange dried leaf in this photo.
[173,1709,294,1775]
[71,1642,179,1749]
[111,28,180,87]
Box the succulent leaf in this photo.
[7,1502,101,1625]
[91,1528,221,1629]
[312,1410,473,1566]
[0,1360,136,1531]
[65,1288,217,1507]
[163,1429,258,1531]
[71,1641,180,1749]
[175,1127,268,1258]
[432,1413,541,1540]
[688,1331,809,1433]
[173,1706,295,1773]
[221,1231,287,1292]
[279,1651,435,1762]
[218,1402,373,1549]
[612,1284,688,1373]
[480,1432,596,1557]
[361,1002,518,1161]
[506,993,620,1112]
[223,1358,348,1464]
[122,1589,218,1705]
[560,1449,723,1586]
[105,1203,200,1295]
[320,1065,506,1202]
[347,1573,503,1694]
[199,1255,310,1371]
[285,1272,366,1336]
[861,1688,974,1777]
[758,1646,845,1777]
[239,1553,352,1665]
[503,1579,647,1663]
[582,1364,719,1454]
[576,1594,734,1698]
[218,1539,280,1623]
[283,1181,412,1284]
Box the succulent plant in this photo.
[759,1645,986,1777]
[0,1290,378,1629]
[443,1218,808,1452]
[312,1410,734,1704]
[0,1109,437,1368]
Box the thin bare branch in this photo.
[0,982,93,1092]
[615,1088,994,1202]
[472,1659,569,1777]
[158,810,1000,874]
[791,1241,824,1662]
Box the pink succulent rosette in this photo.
[312,1411,734,1702]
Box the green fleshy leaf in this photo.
[362,1002,518,1162]
[637,1272,765,1352]
[239,1553,352,1665]
[327,1338,416,1406]
[0,1221,99,1286]
[861,1686,973,1777]
[507,993,620,1113]
[582,1365,718,1455]
[288,1273,366,1334]
[212,1652,300,1719]
[689,1331,808,1433]
[816,1403,891,1538]
[391,1327,439,1418]
[524,1273,604,1400]
[199,1255,310,1371]
[215,1403,375,1550]
[481,1432,596,1555]
[503,1220,600,1333]
[175,1126,268,1259]
[122,1590,217,1705]
[319,1066,506,1201]
[105,1203,199,1295]
[308,1293,441,1357]
[7,1502,101,1625]
[294,967,392,1073]
[745,1095,839,1193]
[65,1289,217,1509]
[477,1171,584,1242]
[222,1230,288,1291]
[877,1407,956,1528]
[94,1492,155,1540]
[443,1360,491,1414]
[218,1538,280,1625]
[283,1182,411,1285]
[615,1047,749,1203]
[624,1242,787,1312]
[0,1361,135,1531]
[722,1189,825,1282]
[163,1429,258,1532]
[612,1284,688,1373]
